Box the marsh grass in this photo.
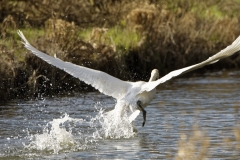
[176,126,210,160]
[78,26,140,51]
[175,126,240,159]
[107,26,141,51]
[1,0,240,100]
[174,104,240,159]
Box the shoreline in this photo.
[1,1,240,101]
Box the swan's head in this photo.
[149,69,159,82]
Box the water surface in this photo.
[1,71,240,159]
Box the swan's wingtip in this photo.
[17,30,23,36]
[17,30,29,45]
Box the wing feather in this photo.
[140,35,240,93]
[18,30,131,99]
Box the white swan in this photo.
[18,30,240,127]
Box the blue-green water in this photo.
[1,71,240,159]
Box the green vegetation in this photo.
[107,26,141,50]
[78,26,140,51]
[1,0,240,101]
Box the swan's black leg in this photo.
[137,100,146,127]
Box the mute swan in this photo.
[18,30,240,127]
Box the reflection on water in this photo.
[0,71,240,159]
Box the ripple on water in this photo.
[1,71,240,159]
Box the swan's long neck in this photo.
[149,69,159,82]
[149,76,156,82]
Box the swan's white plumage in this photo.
[17,30,131,100]
[18,30,240,125]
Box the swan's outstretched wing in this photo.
[140,35,240,93]
[18,30,131,99]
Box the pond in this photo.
[1,70,240,159]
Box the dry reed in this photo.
[1,0,240,100]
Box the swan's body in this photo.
[18,30,240,126]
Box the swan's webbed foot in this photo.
[137,100,146,127]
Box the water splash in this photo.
[25,113,85,154]
[24,107,136,155]
[92,108,136,139]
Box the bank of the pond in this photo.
[1,0,240,101]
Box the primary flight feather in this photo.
[18,30,240,127]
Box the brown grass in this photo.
[1,0,240,101]
[175,126,210,160]
[174,104,240,159]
